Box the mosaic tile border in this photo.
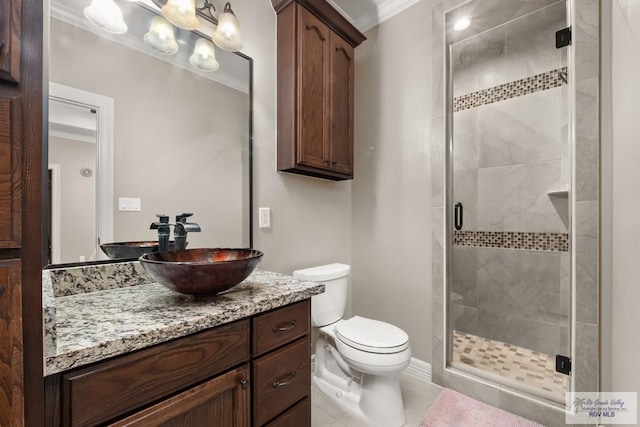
[454,67,568,112]
[453,230,569,252]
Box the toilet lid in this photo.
[335,316,409,354]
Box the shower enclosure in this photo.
[445,1,572,404]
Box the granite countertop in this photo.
[43,264,324,376]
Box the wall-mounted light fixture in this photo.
[144,16,179,54]
[162,0,199,30]
[211,3,242,52]
[84,0,128,34]
[83,0,243,70]
[189,38,219,71]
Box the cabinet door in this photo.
[0,95,21,248]
[329,34,354,177]
[0,0,21,83]
[0,259,24,427]
[297,6,331,170]
[109,365,250,427]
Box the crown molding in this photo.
[350,0,424,33]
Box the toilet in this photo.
[293,263,411,427]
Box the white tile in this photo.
[312,377,443,427]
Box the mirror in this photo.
[45,0,253,266]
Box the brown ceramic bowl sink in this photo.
[139,248,263,296]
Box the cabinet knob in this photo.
[0,284,4,297]
[0,40,5,52]
[240,379,249,389]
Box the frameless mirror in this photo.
[45,0,252,266]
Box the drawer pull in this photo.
[272,371,297,388]
[240,379,249,389]
[272,320,297,333]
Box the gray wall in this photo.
[351,2,433,362]
[49,136,97,263]
[449,7,570,355]
[50,18,248,249]
[611,0,640,411]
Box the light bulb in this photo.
[162,0,199,30]
[212,3,243,52]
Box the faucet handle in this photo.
[176,213,193,223]
[150,214,170,229]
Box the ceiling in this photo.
[329,0,422,32]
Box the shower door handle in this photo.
[454,202,463,231]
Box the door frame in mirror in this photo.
[48,82,114,264]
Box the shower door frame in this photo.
[431,0,601,424]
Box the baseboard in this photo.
[403,358,432,383]
[311,354,432,384]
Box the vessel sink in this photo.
[100,241,182,260]
[139,248,263,296]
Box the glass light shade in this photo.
[144,17,179,55]
[162,0,199,30]
[189,38,220,72]
[84,0,128,34]
[212,3,243,52]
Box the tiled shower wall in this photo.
[450,6,571,357]
[431,0,600,424]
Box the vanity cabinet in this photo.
[1,0,43,424]
[0,96,22,248]
[44,300,312,427]
[0,259,23,426]
[273,0,365,181]
[0,0,21,83]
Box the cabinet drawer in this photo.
[252,300,309,356]
[62,319,249,426]
[252,337,310,426]
[263,397,310,427]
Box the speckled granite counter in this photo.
[43,263,324,376]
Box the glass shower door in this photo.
[446,0,571,403]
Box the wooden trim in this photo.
[271,0,366,47]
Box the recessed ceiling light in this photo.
[454,17,471,31]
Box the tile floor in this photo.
[311,373,442,427]
[452,330,568,402]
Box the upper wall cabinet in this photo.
[0,0,22,83]
[273,0,365,181]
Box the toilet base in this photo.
[314,337,407,427]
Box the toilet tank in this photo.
[293,263,350,327]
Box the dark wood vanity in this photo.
[44,300,312,427]
[273,0,366,180]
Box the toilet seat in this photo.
[335,316,409,354]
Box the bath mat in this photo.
[419,389,543,427]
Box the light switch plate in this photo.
[259,207,271,228]
[119,197,141,211]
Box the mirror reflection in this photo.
[47,0,252,265]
